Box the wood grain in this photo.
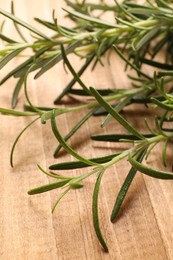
[0,1,172,259]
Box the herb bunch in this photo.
[1,0,173,252]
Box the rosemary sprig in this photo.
[1,0,173,252]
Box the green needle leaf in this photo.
[37,164,72,180]
[151,97,173,111]
[54,54,95,104]
[92,169,108,252]
[129,153,173,179]
[51,187,70,213]
[113,45,152,80]
[134,27,160,50]
[139,57,173,70]
[70,181,83,189]
[90,87,145,140]
[10,117,40,167]
[91,133,154,142]
[0,7,52,40]
[63,8,122,28]
[0,32,17,43]
[0,46,51,85]
[155,0,173,9]
[35,18,58,32]
[54,108,96,157]
[35,41,80,79]
[49,152,121,170]
[11,1,27,42]
[158,71,173,77]
[60,44,90,94]
[11,76,25,109]
[28,179,69,195]
[68,88,114,96]
[111,149,146,222]
[162,139,168,167]
[0,47,25,70]
[51,110,100,167]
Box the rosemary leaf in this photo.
[50,152,121,170]
[90,87,145,140]
[0,7,52,40]
[51,110,100,167]
[28,179,69,195]
[128,153,173,179]
[111,149,146,222]
[92,169,108,252]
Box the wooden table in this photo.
[0,1,173,259]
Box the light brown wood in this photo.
[0,1,172,259]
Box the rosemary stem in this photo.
[41,86,147,122]
[103,149,131,169]
[66,167,100,187]
[99,19,160,37]
[102,134,169,170]
[146,134,168,144]
[66,87,149,112]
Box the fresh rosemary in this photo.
[1,0,173,252]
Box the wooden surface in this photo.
[0,1,173,259]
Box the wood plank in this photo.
[0,1,172,259]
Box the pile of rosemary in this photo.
[1,0,173,252]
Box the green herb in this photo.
[1,0,173,251]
